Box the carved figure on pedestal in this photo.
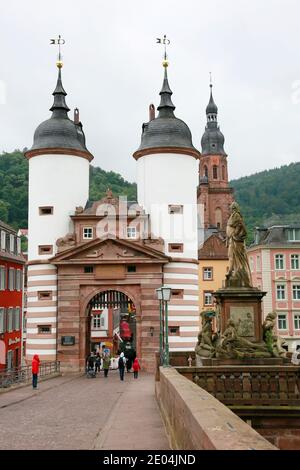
[263,311,287,358]
[225,202,252,288]
[56,233,76,252]
[195,310,218,358]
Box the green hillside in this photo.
[0,150,299,244]
[231,162,300,242]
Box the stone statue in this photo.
[263,311,287,358]
[226,202,252,288]
[216,318,271,359]
[195,311,217,358]
[56,233,76,252]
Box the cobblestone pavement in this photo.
[0,371,170,450]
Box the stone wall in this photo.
[156,367,276,450]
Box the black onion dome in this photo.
[134,67,199,157]
[28,68,92,156]
[201,85,226,156]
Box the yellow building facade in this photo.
[198,234,229,312]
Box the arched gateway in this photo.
[85,289,138,362]
[51,235,170,373]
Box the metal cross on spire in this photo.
[209,72,213,88]
[156,34,170,67]
[50,34,65,69]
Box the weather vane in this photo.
[50,35,65,68]
[156,34,170,67]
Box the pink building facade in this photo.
[247,225,300,352]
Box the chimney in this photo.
[74,108,80,124]
[149,104,155,121]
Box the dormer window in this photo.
[127,227,137,239]
[83,227,93,239]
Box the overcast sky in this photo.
[1,0,300,182]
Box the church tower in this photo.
[198,83,234,233]
[134,54,201,353]
[24,58,93,362]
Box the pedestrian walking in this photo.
[118,352,126,381]
[32,354,40,389]
[103,353,111,378]
[95,353,101,374]
[132,357,141,379]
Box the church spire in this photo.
[201,79,226,156]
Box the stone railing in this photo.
[156,367,276,450]
[176,366,300,406]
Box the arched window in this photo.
[222,165,226,180]
[204,165,208,178]
[215,208,222,229]
[213,165,218,179]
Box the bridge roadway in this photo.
[0,370,170,450]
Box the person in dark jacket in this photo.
[118,352,126,381]
[32,354,40,389]
[95,353,101,374]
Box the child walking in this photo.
[132,357,141,379]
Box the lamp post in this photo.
[156,288,164,366]
[156,286,172,367]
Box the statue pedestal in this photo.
[214,287,267,343]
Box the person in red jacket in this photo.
[32,354,40,389]
[132,357,141,379]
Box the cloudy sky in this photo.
[1,0,300,182]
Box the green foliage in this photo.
[1,151,299,243]
[230,162,300,244]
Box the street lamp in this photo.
[156,286,172,367]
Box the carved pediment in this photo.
[50,236,170,264]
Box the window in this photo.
[38,291,52,300]
[15,270,22,291]
[0,308,5,333]
[7,308,13,332]
[278,314,287,330]
[169,326,179,336]
[288,229,300,242]
[9,268,15,290]
[1,231,6,250]
[38,325,52,334]
[38,245,53,255]
[127,227,137,239]
[293,285,300,301]
[204,292,213,306]
[84,266,94,273]
[203,268,213,280]
[222,165,225,180]
[171,289,184,299]
[100,316,105,328]
[249,257,254,272]
[291,255,299,270]
[0,265,6,290]
[14,308,20,331]
[17,237,21,254]
[256,256,261,272]
[127,265,136,273]
[213,165,218,179]
[39,206,54,215]
[83,227,93,239]
[275,254,284,270]
[10,234,15,253]
[93,314,101,329]
[276,284,286,300]
[168,205,183,214]
[204,165,208,178]
[168,243,184,253]
[294,315,300,330]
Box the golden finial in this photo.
[156,34,170,68]
[50,35,65,68]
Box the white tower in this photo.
[24,61,93,362]
[133,58,200,352]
